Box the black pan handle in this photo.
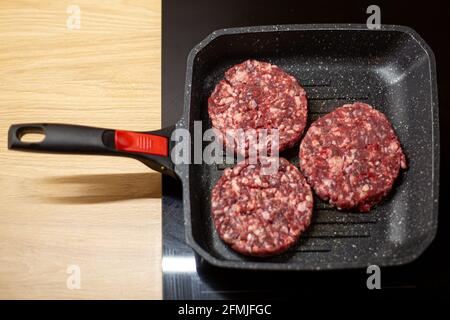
[8,123,176,177]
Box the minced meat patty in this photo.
[208,60,308,156]
[211,157,313,256]
[299,102,407,212]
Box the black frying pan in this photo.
[8,24,439,270]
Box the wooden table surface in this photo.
[0,0,162,299]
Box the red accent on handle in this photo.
[115,130,168,157]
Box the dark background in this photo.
[162,0,449,299]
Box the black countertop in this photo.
[162,0,450,299]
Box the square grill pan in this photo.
[183,24,439,270]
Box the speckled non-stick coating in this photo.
[177,24,439,270]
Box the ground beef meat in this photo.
[208,60,308,156]
[299,102,407,212]
[211,157,313,256]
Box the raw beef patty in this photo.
[211,157,313,256]
[208,60,308,155]
[300,102,407,212]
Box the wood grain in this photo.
[0,0,162,299]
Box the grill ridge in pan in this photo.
[181,24,439,270]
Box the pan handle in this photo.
[8,123,176,177]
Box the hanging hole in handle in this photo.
[17,127,46,143]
